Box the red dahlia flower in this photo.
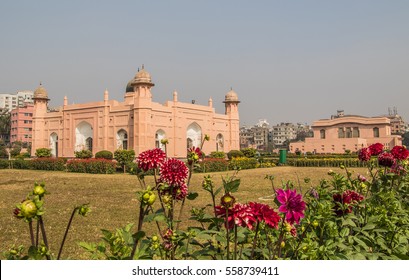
[276,189,306,225]
[137,148,166,171]
[159,158,189,186]
[390,145,409,160]
[358,148,371,162]
[368,143,384,156]
[378,152,396,167]
[248,202,281,229]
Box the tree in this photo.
[0,111,11,143]
[114,149,135,173]
[403,132,409,147]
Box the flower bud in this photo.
[78,205,90,216]
[20,200,37,219]
[280,241,285,248]
[312,220,319,228]
[220,193,236,208]
[204,134,210,141]
[33,185,46,197]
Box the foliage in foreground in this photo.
[5,142,409,260]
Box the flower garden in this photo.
[3,141,409,260]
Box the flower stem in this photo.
[225,208,230,260]
[28,220,35,247]
[57,207,77,260]
[131,203,146,259]
[38,219,50,259]
[250,221,260,259]
[234,225,238,260]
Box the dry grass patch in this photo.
[0,166,366,259]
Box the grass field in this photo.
[0,166,367,259]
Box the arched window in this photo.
[186,122,202,148]
[49,133,58,157]
[155,129,166,151]
[116,129,128,150]
[216,133,224,152]
[373,127,380,138]
[320,129,326,139]
[75,121,93,152]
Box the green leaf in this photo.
[132,231,146,241]
[362,223,376,231]
[340,227,350,238]
[342,218,356,227]
[223,178,241,193]
[187,192,199,200]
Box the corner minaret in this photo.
[223,88,240,117]
[31,83,50,156]
[131,65,155,154]
[33,83,49,115]
[131,65,155,101]
[223,88,240,151]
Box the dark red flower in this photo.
[368,143,384,156]
[159,158,189,186]
[358,148,371,162]
[276,189,306,225]
[378,152,396,167]
[248,202,281,229]
[333,190,364,216]
[391,145,409,160]
[137,148,166,171]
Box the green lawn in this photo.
[0,166,367,259]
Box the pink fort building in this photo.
[31,67,240,158]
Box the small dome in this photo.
[224,89,239,102]
[34,84,48,99]
[134,65,152,84]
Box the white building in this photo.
[0,91,34,112]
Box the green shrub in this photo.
[197,158,229,173]
[10,159,32,169]
[31,158,65,171]
[95,150,113,160]
[66,159,116,174]
[0,159,9,169]
[35,148,52,158]
[0,146,8,158]
[209,151,226,159]
[227,150,244,160]
[228,157,258,170]
[74,149,93,159]
[241,148,257,158]
[114,149,135,173]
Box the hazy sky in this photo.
[1,0,408,126]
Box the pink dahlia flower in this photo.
[358,148,371,162]
[159,158,189,186]
[391,145,409,160]
[368,143,384,156]
[276,189,306,225]
[137,148,166,171]
[378,152,396,167]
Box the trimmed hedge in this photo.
[287,158,373,168]
[0,159,9,169]
[10,159,31,169]
[67,159,116,174]
[229,157,258,170]
[95,150,114,160]
[196,158,229,173]
[31,158,66,171]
